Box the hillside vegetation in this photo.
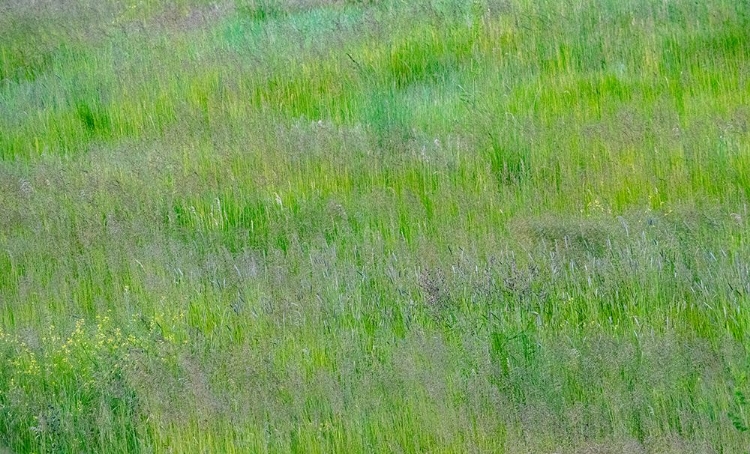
[1,0,749,452]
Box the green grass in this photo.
[1,0,750,452]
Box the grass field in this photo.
[1,0,749,452]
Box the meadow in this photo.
[0,0,749,451]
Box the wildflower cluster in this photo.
[0,313,146,450]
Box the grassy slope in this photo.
[1,0,749,451]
